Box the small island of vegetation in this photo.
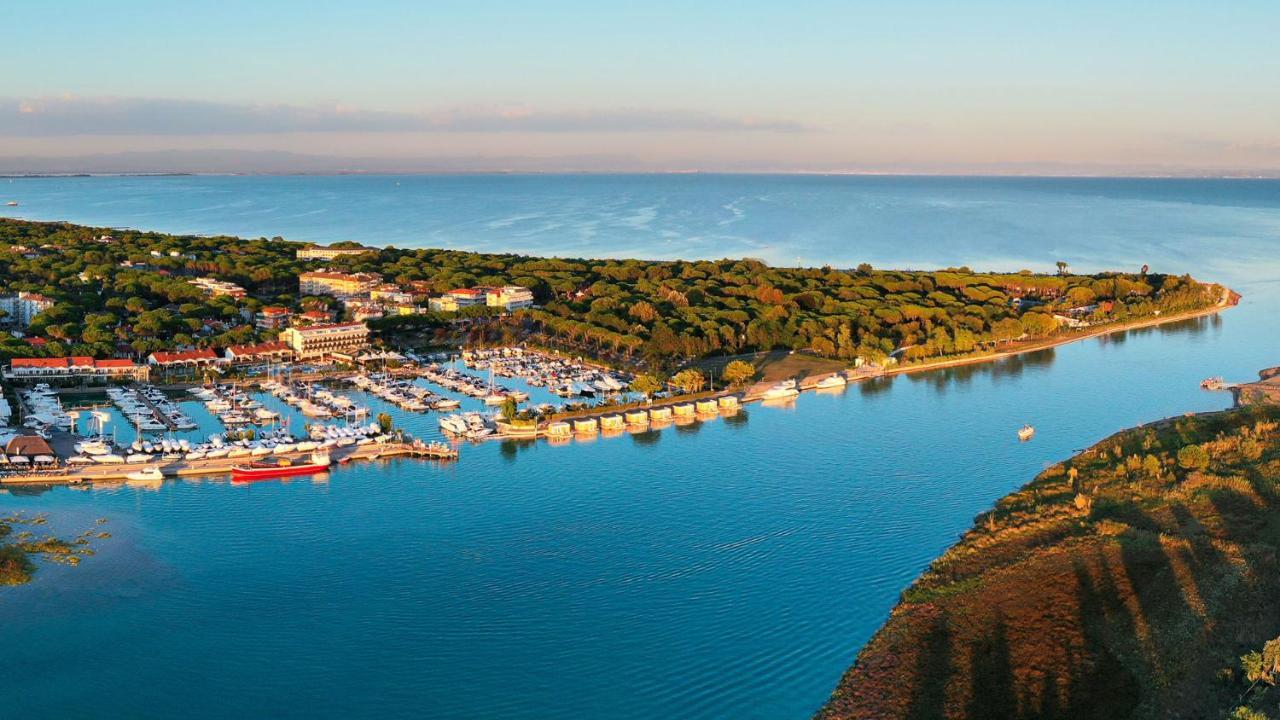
[818,368,1280,720]
[0,512,107,586]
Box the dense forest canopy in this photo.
[0,219,1223,367]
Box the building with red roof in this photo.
[224,341,295,364]
[256,306,293,330]
[147,348,221,367]
[5,356,149,382]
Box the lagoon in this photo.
[2,175,1278,718]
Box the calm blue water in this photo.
[2,175,1279,719]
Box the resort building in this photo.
[278,322,370,360]
[224,341,295,365]
[370,285,415,305]
[299,271,382,299]
[428,296,461,312]
[296,245,373,261]
[148,349,222,369]
[189,277,247,299]
[351,306,384,322]
[295,309,333,325]
[383,303,422,317]
[429,287,489,313]
[486,285,535,310]
[255,306,293,330]
[0,291,55,327]
[5,356,150,382]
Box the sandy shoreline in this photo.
[879,287,1238,380]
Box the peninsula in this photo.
[818,367,1280,720]
[0,218,1232,378]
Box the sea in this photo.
[1,175,1278,719]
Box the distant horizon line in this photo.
[5,170,1280,180]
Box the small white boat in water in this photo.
[762,379,800,401]
[1018,424,1036,441]
[125,466,165,482]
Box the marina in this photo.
[1,176,1275,720]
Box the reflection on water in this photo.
[2,176,1279,720]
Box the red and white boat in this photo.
[231,451,331,482]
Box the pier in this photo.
[134,390,179,431]
[0,438,457,486]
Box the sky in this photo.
[2,0,1279,174]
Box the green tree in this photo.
[671,369,705,393]
[1020,312,1058,338]
[722,359,755,386]
[500,396,518,422]
[376,412,394,434]
[1177,444,1210,472]
[630,373,663,399]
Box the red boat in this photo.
[231,452,331,482]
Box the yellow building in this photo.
[299,271,382,299]
[278,322,370,360]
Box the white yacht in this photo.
[761,379,800,401]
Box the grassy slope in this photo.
[818,402,1280,720]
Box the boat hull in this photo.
[231,461,329,481]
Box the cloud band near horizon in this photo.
[3,96,811,136]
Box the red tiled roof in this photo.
[9,357,137,370]
[150,349,219,363]
[448,288,486,297]
[300,310,331,319]
[11,357,68,368]
[260,306,291,316]
[24,337,47,346]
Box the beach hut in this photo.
[624,410,650,426]
[546,421,572,438]
[695,399,718,415]
[573,418,599,435]
[718,396,740,410]
[649,407,673,422]
[672,403,696,417]
[599,415,624,431]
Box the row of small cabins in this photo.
[539,396,741,438]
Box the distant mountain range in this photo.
[1,149,1277,177]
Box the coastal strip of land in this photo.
[816,366,1280,720]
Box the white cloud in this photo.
[0,96,811,136]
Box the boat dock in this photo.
[134,390,179,431]
[0,439,458,486]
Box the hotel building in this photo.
[5,356,150,382]
[299,271,382,299]
[0,291,55,327]
[278,322,370,360]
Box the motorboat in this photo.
[761,379,800,401]
[76,439,113,455]
[814,374,848,389]
[125,466,165,482]
[232,451,331,481]
[1018,424,1036,441]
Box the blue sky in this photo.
[3,0,1278,173]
